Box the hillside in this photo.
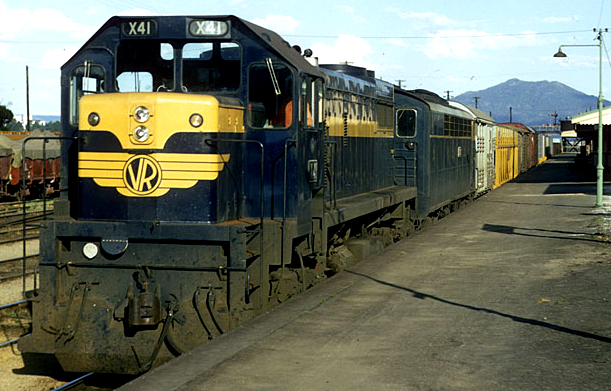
[453,79,610,126]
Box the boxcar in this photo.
[449,102,495,196]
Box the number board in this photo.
[121,20,157,37]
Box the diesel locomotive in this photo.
[19,15,539,374]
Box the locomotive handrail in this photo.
[21,136,79,297]
[393,155,417,186]
[204,138,265,309]
[393,145,418,188]
[324,140,338,209]
[281,139,297,272]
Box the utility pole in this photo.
[26,65,30,132]
[548,111,558,126]
[396,79,406,89]
[473,96,480,109]
[444,90,453,100]
[509,106,513,123]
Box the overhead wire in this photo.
[1,28,596,45]
[285,29,594,40]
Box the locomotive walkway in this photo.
[120,153,611,391]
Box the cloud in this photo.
[0,42,9,60]
[251,15,299,35]
[0,2,94,41]
[336,5,355,14]
[335,5,366,24]
[118,8,159,17]
[310,35,374,69]
[388,8,460,29]
[421,30,542,60]
[386,38,410,48]
[543,16,578,23]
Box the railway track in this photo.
[0,199,51,284]
[0,199,136,390]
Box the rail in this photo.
[0,299,29,348]
[51,372,95,391]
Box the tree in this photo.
[7,119,24,132]
[0,105,13,130]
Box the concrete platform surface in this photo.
[120,155,611,391]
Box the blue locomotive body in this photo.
[20,15,482,374]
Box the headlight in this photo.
[134,106,150,123]
[134,126,150,142]
[190,113,203,128]
[88,112,100,126]
[83,242,99,259]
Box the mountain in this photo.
[453,79,610,126]
[34,115,60,123]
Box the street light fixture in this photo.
[554,28,608,207]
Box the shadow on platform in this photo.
[346,270,611,344]
[512,154,597,184]
[481,223,608,243]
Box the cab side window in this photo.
[69,62,105,126]
[396,109,417,138]
[248,61,293,129]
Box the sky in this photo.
[1,0,610,123]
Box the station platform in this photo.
[120,154,611,391]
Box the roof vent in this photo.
[319,64,373,79]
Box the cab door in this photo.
[393,107,418,187]
[295,75,324,236]
[298,76,323,189]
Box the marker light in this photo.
[134,126,150,142]
[134,106,150,123]
[190,113,203,128]
[83,242,99,259]
[88,112,100,126]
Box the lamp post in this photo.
[554,28,608,207]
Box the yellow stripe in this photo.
[117,188,170,197]
[79,169,122,178]
[158,179,199,188]
[94,178,125,187]
[162,171,219,180]
[160,162,224,171]
[79,151,230,163]
[79,160,125,170]
[155,153,230,163]
[79,152,129,161]
[430,135,473,140]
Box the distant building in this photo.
[13,114,46,127]
[571,106,611,126]
[568,106,611,179]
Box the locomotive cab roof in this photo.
[63,15,324,79]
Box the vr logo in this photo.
[123,155,162,195]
